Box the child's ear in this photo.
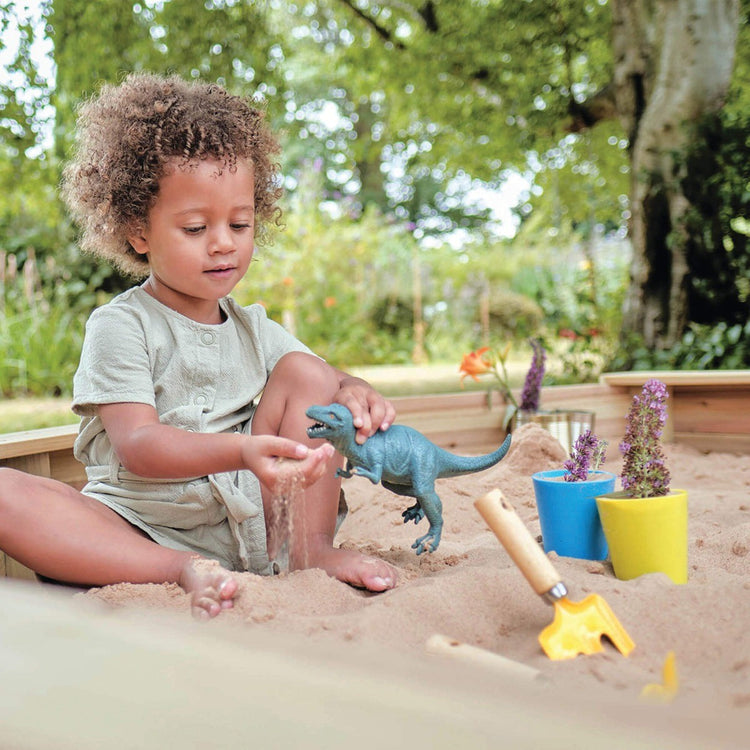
[128,230,149,256]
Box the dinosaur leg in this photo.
[402,502,424,526]
[336,459,355,479]
[380,481,425,526]
[411,489,443,555]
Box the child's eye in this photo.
[183,226,205,235]
[231,223,252,231]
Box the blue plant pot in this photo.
[532,469,616,561]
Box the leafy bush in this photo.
[0,308,85,397]
[370,297,414,336]
[488,289,544,339]
[550,331,615,385]
[511,240,628,383]
[681,110,750,330]
[609,110,750,373]
[610,321,750,371]
[1,250,93,397]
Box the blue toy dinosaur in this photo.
[306,403,512,554]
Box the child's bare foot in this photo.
[178,556,238,619]
[308,547,397,592]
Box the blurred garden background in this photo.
[1,0,749,431]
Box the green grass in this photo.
[349,360,528,397]
[0,397,78,433]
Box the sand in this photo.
[26,422,744,746]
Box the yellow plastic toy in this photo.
[641,651,679,703]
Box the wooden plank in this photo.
[600,372,750,447]
[392,383,635,452]
[393,390,507,415]
[1,452,53,477]
[0,424,78,460]
[392,390,508,453]
[2,554,38,582]
[49,450,87,488]
[673,389,750,434]
[601,370,750,388]
[674,431,750,454]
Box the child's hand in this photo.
[241,436,335,493]
[334,377,396,445]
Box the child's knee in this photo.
[0,467,25,513]
[274,352,338,396]
[0,467,22,493]
[0,468,51,505]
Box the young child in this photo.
[0,73,398,617]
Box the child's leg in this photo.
[252,352,397,592]
[0,468,237,617]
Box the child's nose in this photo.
[209,227,235,254]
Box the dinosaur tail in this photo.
[436,433,512,478]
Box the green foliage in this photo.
[671,322,750,369]
[508,234,629,383]
[611,103,750,372]
[0,247,107,397]
[611,321,750,372]
[232,165,421,366]
[0,1,53,159]
[513,124,630,242]
[231,167,548,367]
[681,109,750,326]
[328,0,613,177]
[550,331,613,385]
[370,297,413,336]
[1,0,747,399]
[488,289,544,339]
[0,306,84,397]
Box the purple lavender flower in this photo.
[519,339,545,411]
[563,429,608,482]
[620,378,671,497]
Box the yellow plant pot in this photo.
[596,489,688,584]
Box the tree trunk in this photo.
[611,0,740,349]
[411,244,427,364]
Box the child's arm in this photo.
[98,402,333,487]
[332,370,396,445]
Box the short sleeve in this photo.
[71,304,156,416]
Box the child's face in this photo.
[129,157,256,324]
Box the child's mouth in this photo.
[205,266,235,278]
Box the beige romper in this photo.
[71,286,312,574]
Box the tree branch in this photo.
[335,0,406,49]
[418,1,438,32]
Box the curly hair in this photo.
[61,73,283,278]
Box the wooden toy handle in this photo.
[474,488,563,599]
[425,634,542,681]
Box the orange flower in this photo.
[459,347,492,385]
[281,276,294,287]
[324,296,337,308]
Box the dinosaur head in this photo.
[305,403,355,447]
